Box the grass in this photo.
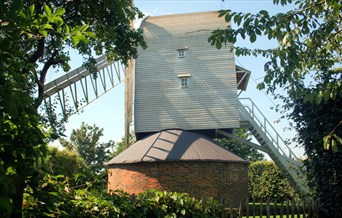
[242,215,304,218]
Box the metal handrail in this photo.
[239,98,298,160]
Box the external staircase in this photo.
[187,73,308,196]
[236,98,308,196]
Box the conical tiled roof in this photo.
[106,130,248,165]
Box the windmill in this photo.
[44,11,308,197]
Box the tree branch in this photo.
[34,53,63,109]
[29,38,45,64]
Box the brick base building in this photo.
[106,130,248,207]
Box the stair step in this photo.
[239,99,308,196]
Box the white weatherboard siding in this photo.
[134,11,240,134]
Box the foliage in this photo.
[134,189,221,218]
[23,174,72,218]
[1,0,145,216]
[209,0,342,151]
[290,91,342,217]
[60,122,112,175]
[59,122,114,190]
[111,132,136,158]
[209,0,341,101]
[23,175,222,217]
[209,1,341,216]
[45,146,92,186]
[248,161,298,202]
[215,128,264,162]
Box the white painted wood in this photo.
[134,11,240,133]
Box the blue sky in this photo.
[53,0,304,157]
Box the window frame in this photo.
[177,72,191,88]
[180,77,189,88]
[177,48,186,58]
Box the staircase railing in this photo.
[239,98,308,196]
[238,98,298,161]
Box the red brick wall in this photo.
[108,161,248,207]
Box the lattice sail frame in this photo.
[43,55,127,116]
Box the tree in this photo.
[209,0,341,150]
[215,128,264,162]
[208,0,341,215]
[290,86,342,217]
[0,1,145,217]
[60,122,112,178]
[249,160,298,201]
[45,146,93,186]
[111,132,136,158]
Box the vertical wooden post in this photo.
[291,200,295,217]
[259,199,263,218]
[124,0,135,148]
[265,198,270,218]
[296,201,301,218]
[245,198,249,218]
[201,196,207,212]
[280,200,284,217]
[302,200,307,218]
[252,198,256,218]
[285,200,289,218]
[124,58,134,148]
[273,199,277,217]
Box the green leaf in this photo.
[43,24,53,30]
[243,18,250,28]
[39,30,48,37]
[225,13,232,22]
[215,41,222,49]
[71,26,82,35]
[257,82,265,90]
[44,4,52,17]
[250,32,256,43]
[323,135,330,150]
[315,91,323,104]
[49,192,59,197]
[29,4,35,18]
[323,89,330,102]
[51,16,64,26]
[331,138,338,152]
[6,166,16,175]
[85,31,96,39]
[54,7,65,16]
[71,36,80,46]
[218,10,227,17]
[65,25,70,34]
[335,134,342,145]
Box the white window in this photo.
[177,73,191,88]
[180,77,189,87]
[177,49,186,58]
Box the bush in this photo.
[23,175,222,217]
[249,160,299,201]
[134,189,221,217]
[45,147,93,186]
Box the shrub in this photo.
[23,175,222,217]
[249,160,299,201]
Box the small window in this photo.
[181,77,189,87]
[177,73,191,88]
[177,49,186,58]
